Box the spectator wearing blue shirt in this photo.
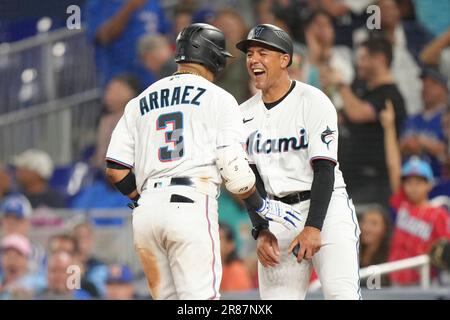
[400,68,449,177]
[85,0,169,87]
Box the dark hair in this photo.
[303,10,333,30]
[359,205,392,267]
[219,222,240,265]
[48,233,79,255]
[360,37,393,67]
[111,74,141,96]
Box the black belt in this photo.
[151,177,194,188]
[274,191,311,205]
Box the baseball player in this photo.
[236,24,362,300]
[104,23,301,300]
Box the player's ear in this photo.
[280,53,290,69]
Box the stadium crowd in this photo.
[1,0,450,299]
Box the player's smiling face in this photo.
[246,45,289,91]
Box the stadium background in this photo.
[0,0,450,299]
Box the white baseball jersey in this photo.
[241,80,361,300]
[106,73,245,192]
[240,80,346,197]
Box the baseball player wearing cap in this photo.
[236,24,361,299]
[104,23,301,300]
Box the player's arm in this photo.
[105,162,140,208]
[95,0,147,46]
[217,143,301,231]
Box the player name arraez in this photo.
[139,85,207,115]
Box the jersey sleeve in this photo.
[105,100,136,168]
[305,91,339,165]
[216,93,246,148]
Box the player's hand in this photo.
[288,226,321,263]
[257,229,280,267]
[256,198,302,230]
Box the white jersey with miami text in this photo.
[240,80,346,198]
[106,73,245,193]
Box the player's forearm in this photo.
[420,29,450,66]
[339,85,376,123]
[305,160,335,231]
[95,1,139,46]
[105,167,138,199]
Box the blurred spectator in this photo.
[420,27,450,81]
[48,234,78,256]
[0,234,45,299]
[85,0,169,87]
[400,68,449,177]
[105,264,136,299]
[170,7,193,44]
[396,0,417,21]
[219,222,252,292]
[0,164,12,201]
[322,37,407,208]
[138,34,177,84]
[430,107,450,199]
[353,0,433,115]
[13,149,66,208]
[288,44,307,82]
[213,8,251,103]
[70,173,129,210]
[302,10,353,109]
[46,234,100,298]
[359,205,392,287]
[319,0,375,47]
[0,194,32,237]
[73,223,108,296]
[38,251,91,300]
[389,157,450,285]
[93,74,141,169]
[0,194,47,278]
[412,0,450,36]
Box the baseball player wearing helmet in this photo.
[104,23,301,300]
[237,24,362,300]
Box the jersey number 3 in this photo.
[157,112,184,162]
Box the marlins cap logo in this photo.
[252,26,264,38]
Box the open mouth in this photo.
[252,68,266,77]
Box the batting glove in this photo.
[256,198,302,230]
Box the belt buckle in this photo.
[153,181,163,188]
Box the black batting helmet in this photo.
[175,23,233,76]
[236,24,293,66]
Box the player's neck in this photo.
[175,64,214,82]
[261,76,292,103]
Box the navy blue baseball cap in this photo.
[401,157,433,182]
[420,67,449,89]
[106,264,133,284]
[1,194,32,219]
